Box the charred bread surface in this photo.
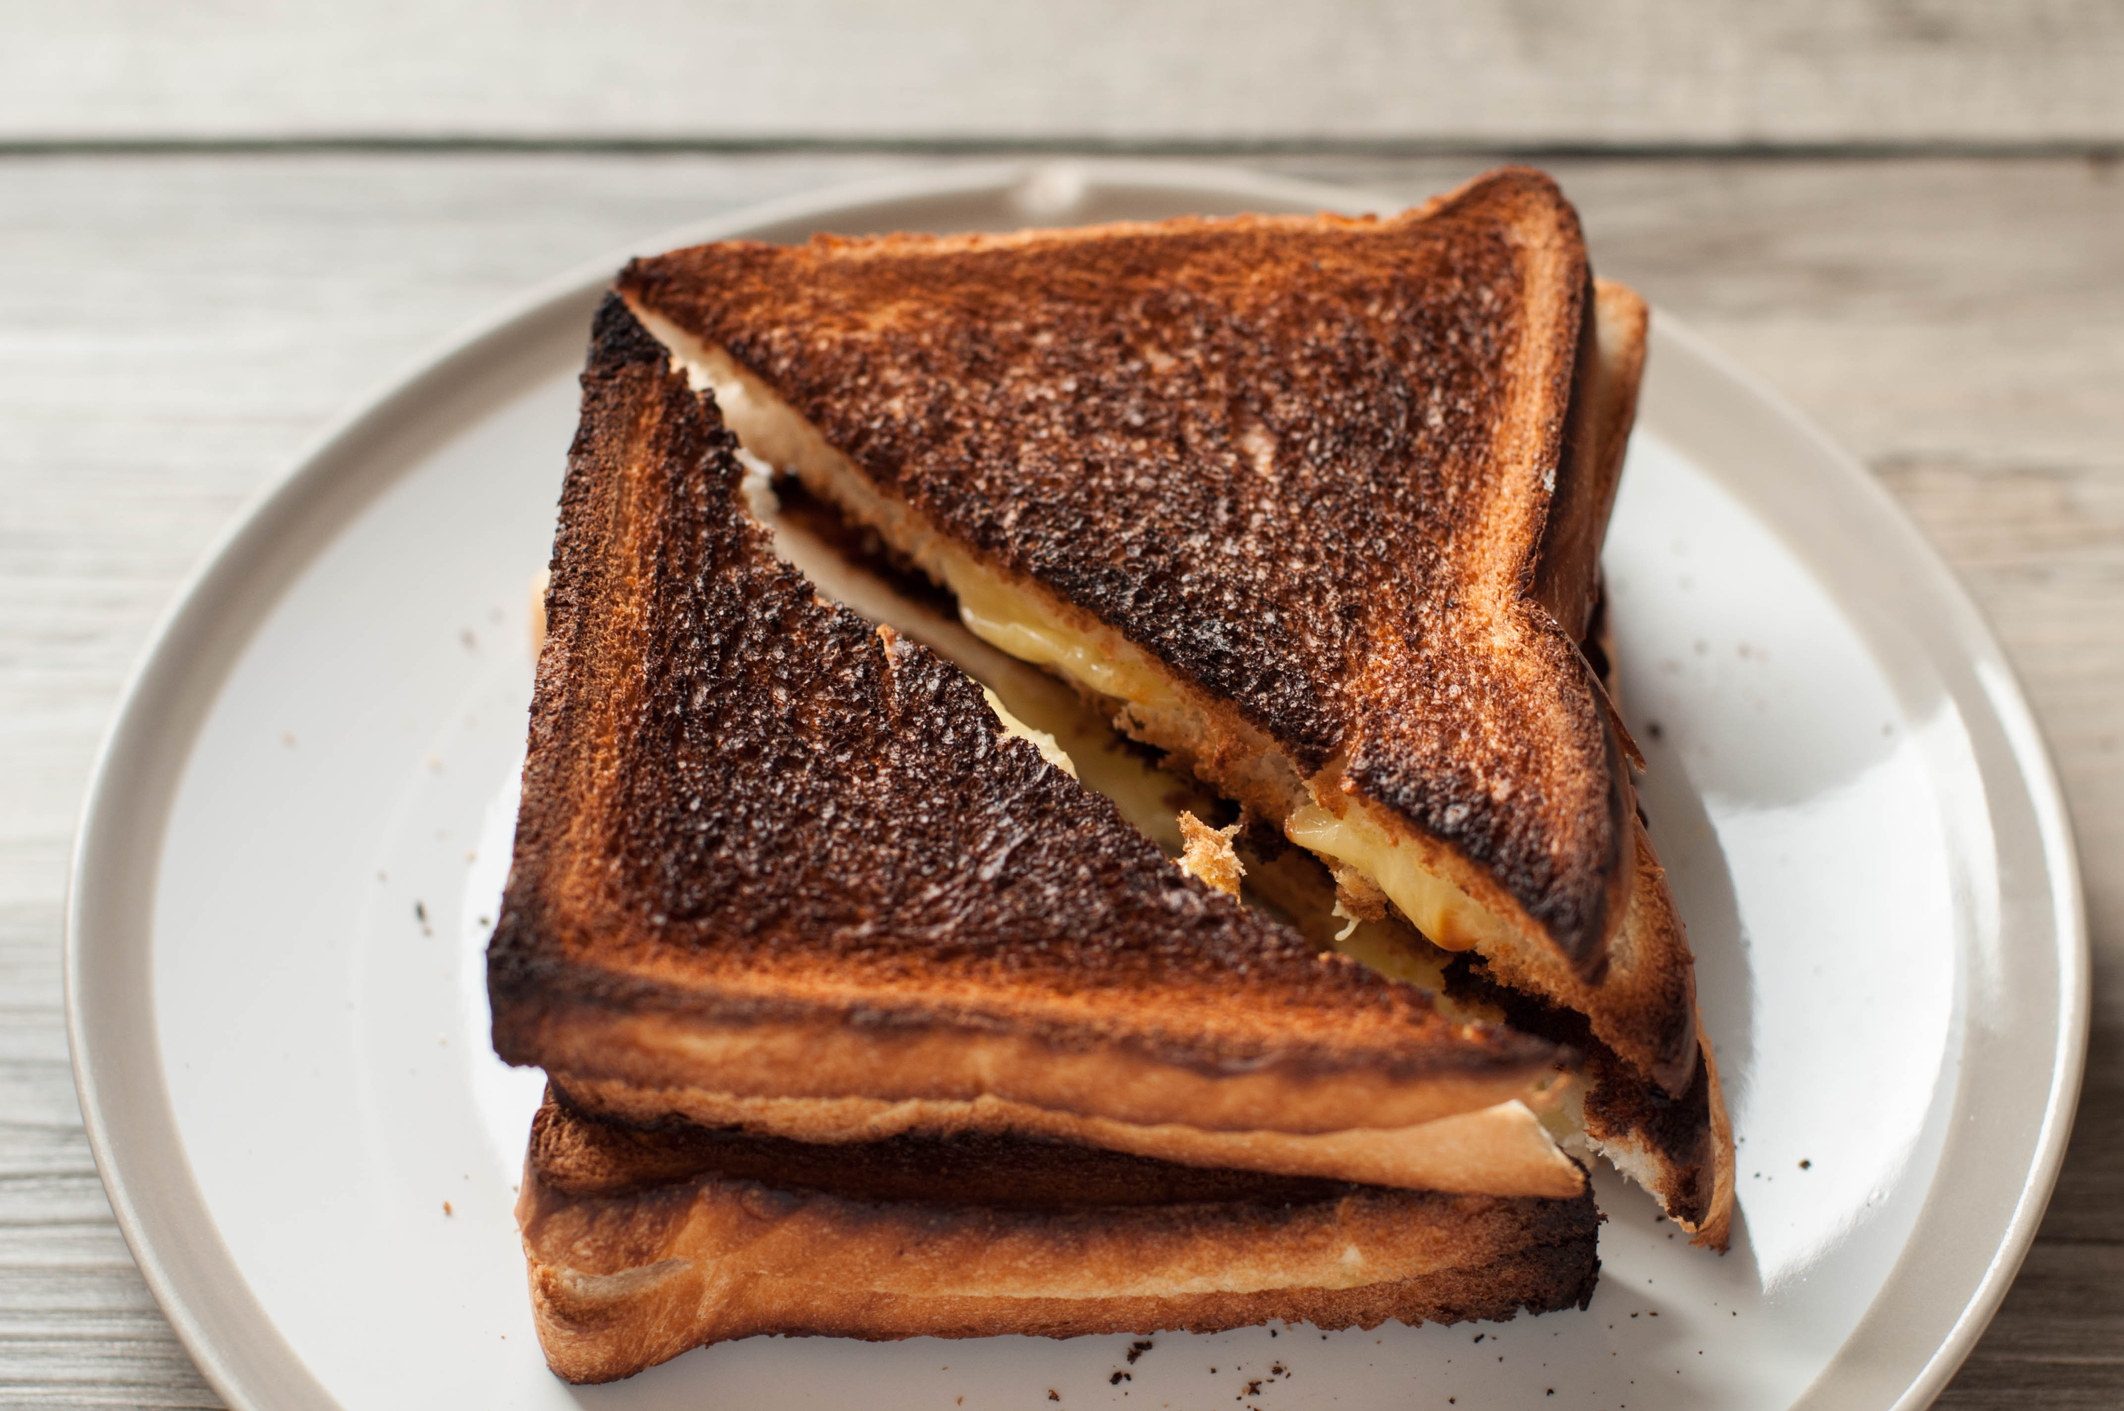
[619,169,1630,967]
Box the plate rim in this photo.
[1635,313,2089,1409]
[62,158,2089,1411]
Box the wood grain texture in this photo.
[2,2,2122,147]
[0,151,2119,1406]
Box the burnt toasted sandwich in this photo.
[613,167,1733,1245]
[493,300,1605,1379]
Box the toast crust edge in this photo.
[518,1095,1601,1383]
[554,1075,1587,1198]
[498,980,1561,1137]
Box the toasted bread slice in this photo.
[615,168,1731,1244]
[617,168,1685,1081]
[488,298,1580,1185]
[553,1075,1586,1198]
[521,1090,1600,1383]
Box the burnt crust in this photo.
[490,297,1560,1124]
[1538,279,1649,645]
[587,287,673,370]
[1444,951,1725,1240]
[620,167,1628,967]
[540,1084,1370,1207]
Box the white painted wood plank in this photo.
[2,2,2122,146]
[0,151,2118,1406]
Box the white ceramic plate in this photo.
[67,163,2086,1411]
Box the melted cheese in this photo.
[954,570,1180,716]
[1284,801,1514,953]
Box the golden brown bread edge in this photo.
[554,1074,1588,1198]
[613,170,1730,1242]
[520,1091,1601,1384]
[490,296,1577,1162]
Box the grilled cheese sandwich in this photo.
[618,173,1731,1244]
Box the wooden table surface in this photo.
[3,17,2122,1404]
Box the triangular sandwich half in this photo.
[615,167,1733,1247]
[489,297,1587,1202]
